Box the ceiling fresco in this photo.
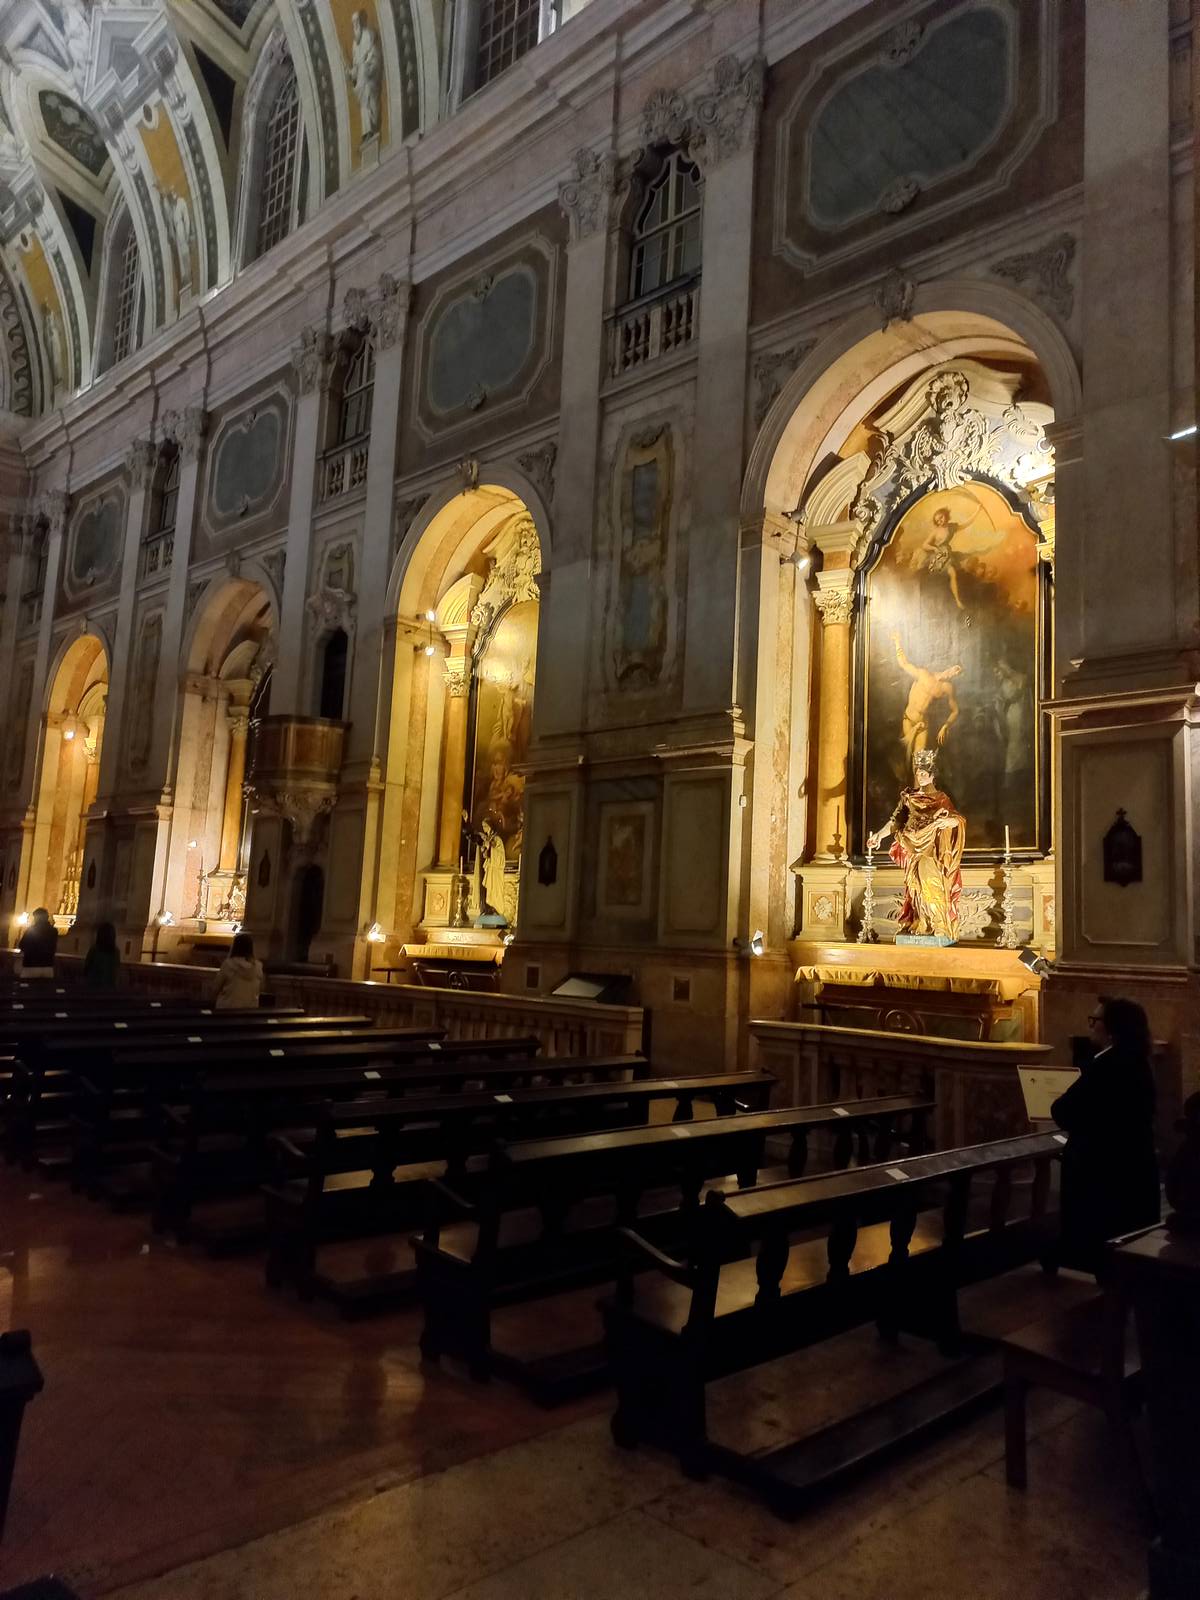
[0,0,433,416]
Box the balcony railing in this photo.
[141,530,174,581]
[319,435,370,503]
[608,275,700,378]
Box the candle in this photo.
[1004,824,1011,855]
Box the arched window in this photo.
[112,225,143,364]
[95,203,146,374]
[338,339,374,444]
[317,628,348,720]
[142,447,179,579]
[468,0,561,94]
[257,64,303,257]
[629,150,701,301]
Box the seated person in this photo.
[212,932,264,1010]
[18,907,58,979]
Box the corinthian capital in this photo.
[124,438,158,491]
[37,489,69,536]
[291,326,333,394]
[812,582,854,627]
[558,146,618,242]
[343,274,410,352]
[162,404,208,461]
[689,55,765,172]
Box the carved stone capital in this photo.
[162,404,208,461]
[124,438,158,491]
[291,326,333,394]
[873,267,916,332]
[516,439,557,502]
[752,341,816,428]
[812,582,854,627]
[343,274,410,351]
[689,55,765,172]
[37,489,69,537]
[642,88,690,149]
[444,659,470,698]
[558,146,618,242]
[305,586,356,633]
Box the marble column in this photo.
[435,660,470,868]
[681,56,765,714]
[94,439,156,807]
[21,491,68,804]
[273,326,333,712]
[218,709,250,873]
[809,582,854,861]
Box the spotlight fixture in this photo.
[61,713,80,741]
[1168,424,1197,441]
[366,921,387,944]
[425,609,437,622]
[157,911,175,927]
[15,911,29,927]
[1017,945,1052,978]
[733,929,765,958]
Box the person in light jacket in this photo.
[212,931,264,1010]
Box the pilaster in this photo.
[273,326,333,711]
[94,439,156,806]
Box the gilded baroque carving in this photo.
[812,585,854,627]
[990,232,1076,322]
[752,341,816,428]
[470,513,540,633]
[955,887,995,941]
[558,146,618,241]
[873,267,915,332]
[124,437,158,491]
[253,786,336,847]
[689,55,765,171]
[291,326,333,394]
[517,440,557,501]
[444,659,470,698]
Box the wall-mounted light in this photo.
[61,713,79,741]
[733,929,765,958]
[157,911,175,927]
[366,921,387,944]
[1168,424,1197,441]
[15,911,29,927]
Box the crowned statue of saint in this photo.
[868,749,966,944]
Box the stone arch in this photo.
[27,631,109,925]
[743,279,1080,524]
[375,479,546,960]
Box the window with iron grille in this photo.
[474,0,557,90]
[338,339,374,443]
[629,151,702,301]
[156,449,180,535]
[112,225,142,365]
[257,65,302,257]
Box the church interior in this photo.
[0,0,1197,1596]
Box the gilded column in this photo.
[218,709,250,873]
[436,660,471,867]
[810,579,854,861]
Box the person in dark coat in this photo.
[1051,996,1161,1274]
[17,907,57,978]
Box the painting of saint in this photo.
[861,482,1041,853]
[470,598,537,862]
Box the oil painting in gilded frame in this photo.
[469,598,537,863]
[597,800,655,919]
[857,480,1044,856]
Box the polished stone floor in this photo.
[0,1166,1149,1600]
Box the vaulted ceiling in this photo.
[0,0,438,420]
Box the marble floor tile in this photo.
[771,1471,1146,1600]
[440,1509,779,1600]
[105,1416,677,1600]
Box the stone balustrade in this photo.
[608,277,700,376]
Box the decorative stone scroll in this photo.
[343,272,410,351]
[517,440,557,502]
[990,232,1076,322]
[161,404,207,461]
[291,326,333,394]
[752,341,816,428]
[641,56,766,175]
[124,438,158,491]
[873,267,915,331]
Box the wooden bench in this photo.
[998,1275,1144,1499]
[151,1052,642,1238]
[415,1093,933,1401]
[265,1071,775,1313]
[0,1330,43,1540]
[603,1131,1061,1507]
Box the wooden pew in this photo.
[1,1013,368,1170]
[264,1071,775,1314]
[0,1330,43,1541]
[415,1093,932,1401]
[152,1052,642,1238]
[603,1131,1061,1507]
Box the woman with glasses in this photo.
[1050,997,1161,1274]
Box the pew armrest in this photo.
[617,1226,691,1287]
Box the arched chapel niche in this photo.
[160,578,275,946]
[754,308,1059,959]
[379,484,543,961]
[29,633,109,925]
